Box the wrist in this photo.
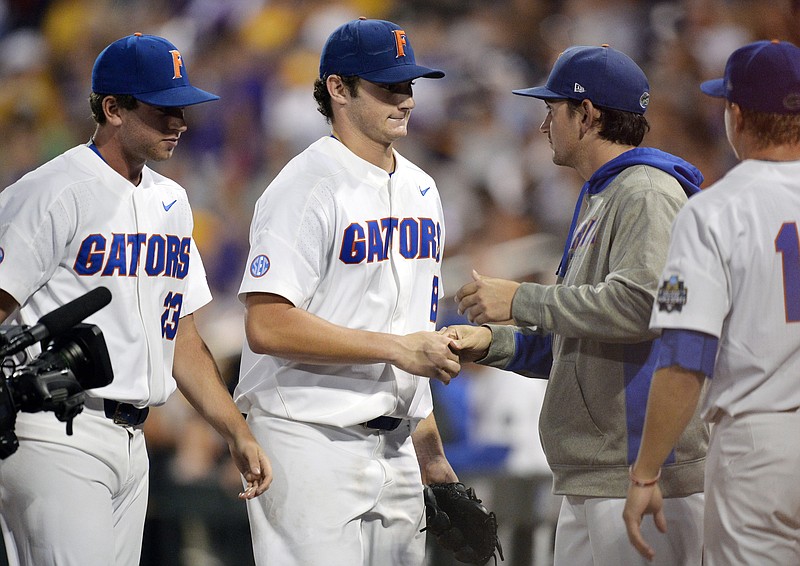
[629,464,661,487]
[384,333,403,366]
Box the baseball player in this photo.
[624,39,800,565]
[446,45,708,565]
[0,33,271,566]
[235,18,459,566]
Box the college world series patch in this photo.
[657,275,687,312]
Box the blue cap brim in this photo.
[700,78,725,98]
[134,85,220,108]
[358,65,444,84]
[512,86,563,99]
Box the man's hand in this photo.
[622,482,667,561]
[419,453,459,485]
[455,270,520,325]
[230,434,273,500]
[441,325,492,363]
[395,331,461,384]
[413,412,458,485]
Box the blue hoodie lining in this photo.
[556,147,703,278]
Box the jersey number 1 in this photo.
[776,222,800,322]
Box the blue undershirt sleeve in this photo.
[506,330,553,378]
[656,328,719,378]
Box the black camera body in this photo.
[0,323,114,459]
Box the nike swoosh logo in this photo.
[419,186,431,196]
[162,199,177,211]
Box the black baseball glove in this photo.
[422,482,504,565]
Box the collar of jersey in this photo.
[87,139,107,163]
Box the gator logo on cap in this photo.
[783,92,800,111]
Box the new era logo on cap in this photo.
[574,83,585,93]
[91,33,219,107]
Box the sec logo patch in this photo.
[0,247,4,265]
[250,254,270,277]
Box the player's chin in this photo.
[387,116,409,131]
[386,125,409,142]
[151,147,177,162]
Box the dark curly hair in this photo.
[313,75,361,123]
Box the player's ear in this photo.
[579,99,600,134]
[101,95,124,126]
[728,101,745,132]
[327,75,349,104]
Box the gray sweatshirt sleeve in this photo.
[510,179,686,343]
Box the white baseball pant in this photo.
[244,412,426,566]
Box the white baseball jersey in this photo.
[651,158,800,419]
[236,136,444,427]
[0,144,212,406]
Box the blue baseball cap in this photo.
[701,40,800,114]
[91,33,219,107]
[513,45,650,114]
[319,18,444,84]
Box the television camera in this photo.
[0,287,114,459]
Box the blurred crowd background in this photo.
[0,0,794,564]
